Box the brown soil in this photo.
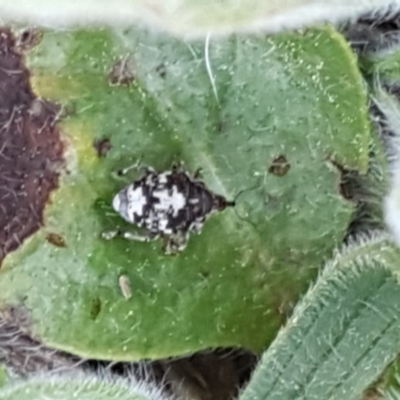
[0,28,64,264]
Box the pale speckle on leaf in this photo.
[119,275,132,299]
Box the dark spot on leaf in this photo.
[328,158,354,200]
[216,120,227,134]
[0,28,64,266]
[89,297,102,320]
[199,271,210,279]
[108,57,135,86]
[93,138,112,157]
[268,155,290,177]
[46,232,66,248]
[15,29,42,52]
[155,63,167,78]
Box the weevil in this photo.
[102,161,235,254]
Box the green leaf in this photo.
[0,367,7,389]
[359,40,400,83]
[0,372,168,400]
[0,26,370,359]
[383,373,400,400]
[239,233,400,400]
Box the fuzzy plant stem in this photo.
[0,0,400,36]
[371,88,400,249]
[239,232,400,400]
[0,370,173,400]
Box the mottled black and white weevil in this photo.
[102,160,235,254]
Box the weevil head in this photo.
[213,195,235,211]
[112,188,130,221]
[112,184,149,225]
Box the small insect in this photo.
[118,275,132,299]
[102,160,235,254]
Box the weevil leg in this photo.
[171,160,185,173]
[193,167,203,180]
[189,219,205,234]
[102,229,159,242]
[192,171,206,188]
[121,231,159,242]
[115,158,156,178]
[164,231,189,255]
[171,161,204,182]
[102,230,119,240]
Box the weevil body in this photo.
[103,162,234,254]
